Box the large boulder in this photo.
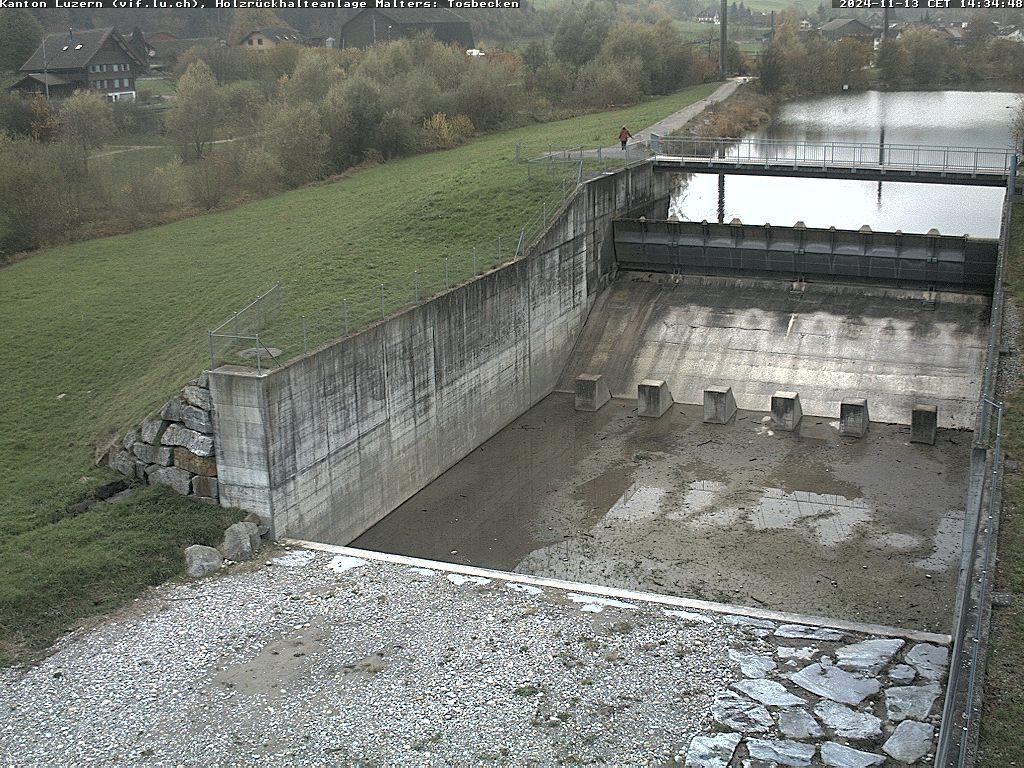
[160,396,186,422]
[141,418,170,445]
[191,475,218,499]
[183,385,212,411]
[185,545,222,578]
[147,466,193,495]
[219,521,261,561]
[161,424,214,457]
[107,448,136,478]
[182,405,213,434]
[173,447,217,477]
[122,430,139,451]
[132,442,172,466]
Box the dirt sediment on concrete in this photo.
[353,395,967,634]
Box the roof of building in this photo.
[21,28,143,72]
[9,72,72,90]
[240,27,304,44]
[819,18,873,32]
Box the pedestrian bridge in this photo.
[646,136,1016,187]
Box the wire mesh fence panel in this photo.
[208,283,284,370]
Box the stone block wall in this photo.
[106,372,219,504]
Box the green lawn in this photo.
[979,202,1024,764]
[0,82,719,664]
[135,76,177,97]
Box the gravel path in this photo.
[0,544,949,766]
[0,546,744,766]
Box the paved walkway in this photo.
[557,77,749,161]
[631,76,749,144]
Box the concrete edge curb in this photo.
[285,539,952,646]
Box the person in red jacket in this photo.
[619,126,632,150]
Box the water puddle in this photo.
[604,484,669,523]
[915,510,965,571]
[750,489,873,546]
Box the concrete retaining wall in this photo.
[210,164,671,542]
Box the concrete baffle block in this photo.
[575,374,611,412]
[770,391,803,431]
[911,404,938,445]
[839,398,870,438]
[638,379,673,418]
[703,386,737,424]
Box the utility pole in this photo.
[882,7,890,39]
[42,34,50,101]
[719,0,728,80]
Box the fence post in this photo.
[342,299,349,334]
[515,143,521,163]
[380,283,386,318]
[497,236,502,264]
[208,331,216,371]
[444,256,449,288]
[414,269,420,302]
[472,247,477,276]
[255,334,262,374]
[302,315,308,356]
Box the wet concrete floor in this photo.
[352,394,968,633]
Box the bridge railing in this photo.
[650,135,1015,174]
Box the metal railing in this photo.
[934,190,1013,768]
[647,136,1016,175]
[208,283,284,372]
[515,141,651,176]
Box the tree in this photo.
[757,42,784,94]
[260,101,328,188]
[285,49,338,104]
[0,9,43,73]
[166,59,225,159]
[552,3,610,67]
[57,90,114,163]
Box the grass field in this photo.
[135,77,177,97]
[0,82,719,664]
[979,203,1024,764]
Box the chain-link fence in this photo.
[208,158,589,370]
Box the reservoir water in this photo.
[668,90,1019,237]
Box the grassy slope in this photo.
[0,82,718,663]
[979,203,1024,764]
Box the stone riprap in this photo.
[0,545,949,765]
[681,611,949,767]
[106,373,219,505]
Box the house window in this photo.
[257,38,263,45]
[247,39,254,45]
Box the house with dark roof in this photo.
[12,27,146,101]
[819,18,875,40]
[237,27,305,49]
[339,8,474,50]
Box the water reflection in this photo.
[669,90,1018,237]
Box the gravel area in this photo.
[0,545,949,766]
[0,546,743,766]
